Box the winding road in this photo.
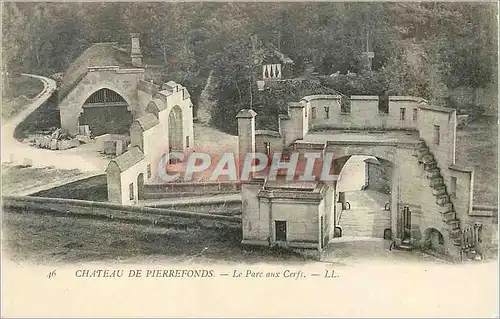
[1,74,108,172]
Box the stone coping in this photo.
[419,104,456,114]
[255,130,280,138]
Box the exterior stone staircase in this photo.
[416,139,463,248]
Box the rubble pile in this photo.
[29,128,91,150]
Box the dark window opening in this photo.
[450,176,457,197]
[434,125,440,145]
[378,94,389,114]
[186,136,189,148]
[325,107,330,119]
[311,107,316,120]
[129,183,134,200]
[340,95,351,113]
[263,142,271,156]
[400,108,406,120]
[413,108,418,121]
[275,220,287,241]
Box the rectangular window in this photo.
[147,164,151,179]
[186,136,189,148]
[450,177,457,197]
[434,125,440,145]
[311,107,316,120]
[378,94,389,114]
[325,107,330,119]
[129,183,134,200]
[413,108,418,121]
[263,142,271,156]
[400,108,406,120]
[275,220,287,241]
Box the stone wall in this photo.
[364,158,390,194]
[3,195,241,229]
[302,95,424,130]
[106,81,194,205]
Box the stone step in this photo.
[426,168,441,179]
[441,210,456,221]
[438,202,454,213]
[448,227,462,237]
[432,186,447,196]
[417,150,430,159]
[419,154,435,164]
[445,218,460,229]
[424,161,438,170]
[398,243,413,251]
[430,177,444,187]
[436,195,450,205]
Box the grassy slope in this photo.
[2,75,45,122]
[1,165,83,195]
[2,210,308,265]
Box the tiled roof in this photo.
[108,146,144,172]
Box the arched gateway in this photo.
[236,94,486,262]
[79,88,133,136]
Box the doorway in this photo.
[137,173,145,200]
[275,220,287,242]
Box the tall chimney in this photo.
[130,33,142,67]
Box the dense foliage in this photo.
[3,2,497,133]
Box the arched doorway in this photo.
[137,173,145,200]
[168,105,183,151]
[423,228,445,255]
[335,155,391,238]
[79,88,132,136]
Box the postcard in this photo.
[1,1,498,317]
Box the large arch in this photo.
[58,68,143,135]
[79,88,133,136]
[168,105,183,151]
[333,155,393,239]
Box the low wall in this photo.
[144,181,240,194]
[302,95,423,130]
[2,196,241,229]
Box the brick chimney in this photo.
[130,33,142,67]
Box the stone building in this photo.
[237,95,497,260]
[57,33,193,140]
[58,34,195,204]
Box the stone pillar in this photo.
[236,109,257,178]
[287,101,306,143]
[59,107,80,136]
[390,161,400,244]
[130,33,142,67]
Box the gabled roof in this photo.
[59,43,133,100]
[107,146,144,173]
[134,113,159,132]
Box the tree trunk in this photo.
[472,87,478,106]
[234,79,242,103]
[249,73,253,109]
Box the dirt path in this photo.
[1,74,107,172]
[195,70,216,125]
